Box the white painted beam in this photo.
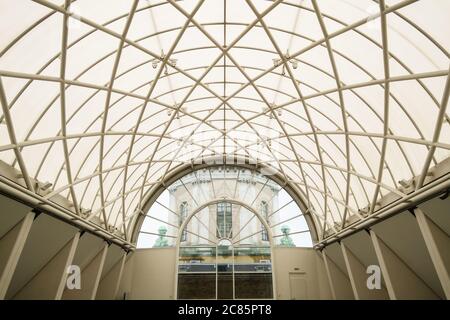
[12,231,81,300]
[321,250,336,300]
[340,241,388,300]
[415,208,450,299]
[96,251,128,300]
[321,249,354,299]
[0,211,35,299]
[370,230,439,299]
[62,242,109,300]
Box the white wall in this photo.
[123,246,332,300]
[273,247,332,300]
[127,247,177,300]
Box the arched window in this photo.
[217,202,232,238]
[177,202,273,299]
[137,166,313,249]
[261,201,269,241]
[180,202,188,242]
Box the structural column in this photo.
[55,232,82,299]
[321,249,354,299]
[340,241,388,300]
[321,250,336,299]
[63,241,109,300]
[370,229,439,299]
[96,251,128,300]
[414,208,450,299]
[12,231,81,299]
[0,211,35,299]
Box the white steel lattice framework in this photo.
[0,0,449,249]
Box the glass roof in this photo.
[0,0,449,246]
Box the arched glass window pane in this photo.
[180,202,188,242]
[261,201,269,242]
[217,202,232,238]
[137,165,313,249]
